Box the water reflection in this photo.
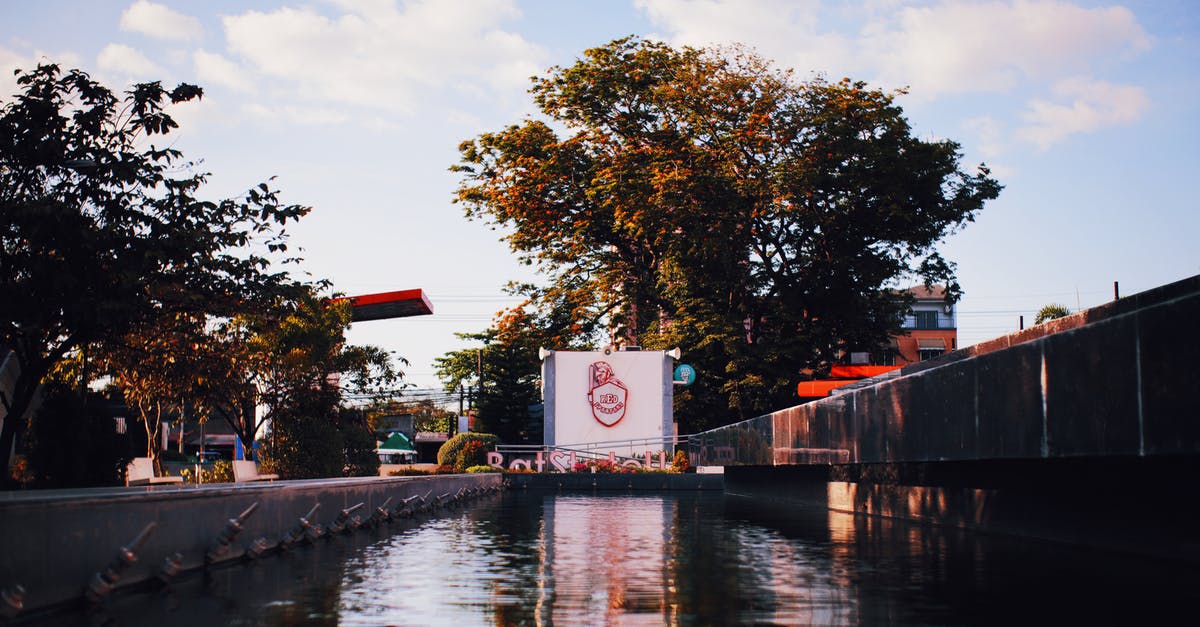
[22,490,1200,626]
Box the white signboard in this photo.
[543,350,672,454]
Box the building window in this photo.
[871,350,896,366]
[913,310,939,329]
[919,348,944,361]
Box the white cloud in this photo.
[636,0,1150,99]
[244,102,351,127]
[193,50,255,93]
[962,115,1004,159]
[220,0,544,118]
[0,47,85,102]
[120,0,204,42]
[1017,77,1149,150]
[865,0,1151,98]
[97,43,165,79]
[635,0,857,77]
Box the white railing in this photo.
[495,434,689,464]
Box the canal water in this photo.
[23,490,1199,626]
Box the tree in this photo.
[436,303,593,443]
[452,38,1001,429]
[364,398,456,434]
[1035,304,1072,324]
[93,311,213,469]
[250,293,402,476]
[0,64,310,478]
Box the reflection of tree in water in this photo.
[665,493,747,624]
[476,492,549,625]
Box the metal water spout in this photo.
[157,552,183,586]
[369,497,394,527]
[328,503,365,534]
[1,585,24,622]
[280,503,322,549]
[207,502,259,563]
[86,522,157,604]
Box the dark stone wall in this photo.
[0,474,499,616]
[690,273,1200,466]
[724,458,1200,562]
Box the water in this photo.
[24,490,1200,626]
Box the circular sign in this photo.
[673,364,696,387]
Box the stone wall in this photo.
[0,473,500,617]
[690,273,1200,466]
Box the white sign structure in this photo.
[542,349,673,456]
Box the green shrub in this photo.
[437,432,500,470]
[672,449,690,473]
[181,460,232,484]
[389,467,432,476]
[466,465,501,473]
[342,423,381,477]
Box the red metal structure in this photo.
[334,289,433,322]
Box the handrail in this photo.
[494,434,691,464]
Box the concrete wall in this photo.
[690,274,1200,466]
[0,473,500,617]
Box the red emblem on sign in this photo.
[588,361,628,427]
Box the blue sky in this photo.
[3,0,1197,389]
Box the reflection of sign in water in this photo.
[588,361,628,427]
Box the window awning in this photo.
[918,338,947,350]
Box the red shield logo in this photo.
[588,361,629,427]
[589,380,628,427]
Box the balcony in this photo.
[902,310,956,330]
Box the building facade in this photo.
[796,286,958,400]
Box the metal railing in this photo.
[495,434,689,465]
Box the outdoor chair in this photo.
[232,460,279,482]
[125,457,183,486]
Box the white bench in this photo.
[125,457,183,486]
[232,460,279,482]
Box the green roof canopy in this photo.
[377,432,416,453]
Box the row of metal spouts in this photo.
[0,482,504,623]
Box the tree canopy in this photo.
[452,38,1001,429]
[1035,304,1072,324]
[2,63,315,477]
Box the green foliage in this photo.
[181,460,233,484]
[366,399,455,434]
[20,384,132,488]
[435,309,574,443]
[1035,304,1072,324]
[388,467,434,476]
[437,432,500,470]
[466,465,502,473]
[671,449,690,473]
[259,389,343,479]
[452,38,1001,430]
[341,419,382,478]
[259,389,386,479]
[0,62,313,476]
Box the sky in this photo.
[3,0,1198,392]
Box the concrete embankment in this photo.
[689,273,1200,560]
[0,473,500,618]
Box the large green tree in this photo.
[0,64,309,478]
[453,38,1001,429]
